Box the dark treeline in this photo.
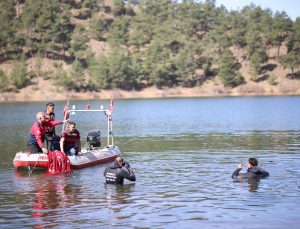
[0,0,299,92]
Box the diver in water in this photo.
[231,157,269,179]
[104,156,136,185]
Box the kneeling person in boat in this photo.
[28,112,64,154]
[60,122,81,156]
[231,157,269,179]
[104,156,136,185]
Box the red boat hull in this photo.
[13,146,121,171]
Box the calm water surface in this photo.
[0,97,300,228]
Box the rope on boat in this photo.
[28,153,40,176]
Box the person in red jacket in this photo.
[60,122,81,156]
[28,112,65,154]
[44,102,60,151]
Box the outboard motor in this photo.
[87,130,101,150]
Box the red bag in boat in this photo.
[48,151,70,174]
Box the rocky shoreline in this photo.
[1,82,300,103]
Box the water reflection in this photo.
[233,177,261,192]
[105,183,135,212]
[247,178,260,192]
[14,171,82,228]
[1,97,300,228]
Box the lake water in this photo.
[0,96,300,228]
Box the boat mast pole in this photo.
[110,114,113,146]
[107,113,110,146]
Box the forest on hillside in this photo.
[0,0,299,93]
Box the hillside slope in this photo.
[0,0,300,102]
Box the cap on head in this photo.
[46,102,55,107]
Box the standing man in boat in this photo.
[104,156,136,185]
[45,102,60,151]
[28,112,65,154]
[60,122,81,156]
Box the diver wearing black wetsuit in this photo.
[231,157,269,179]
[104,157,136,184]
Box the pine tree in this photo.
[270,11,293,58]
[219,50,244,87]
[0,0,16,55]
[280,17,300,74]
[69,26,89,60]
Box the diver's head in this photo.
[248,158,258,168]
[116,156,124,168]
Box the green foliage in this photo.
[88,47,135,90]
[10,59,28,90]
[49,61,74,90]
[69,60,85,90]
[69,26,89,60]
[0,0,16,48]
[52,62,73,89]
[268,74,278,85]
[127,15,152,48]
[112,0,126,16]
[107,16,130,46]
[228,11,247,50]
[34,56,43,76]
[266,11,293,58]
[88,56,110,89]
[57,71,73,89]
[0,69,9,91]
[171,48,198,87]
[249,48,268,80]
[280,18,300,73]
[279,52,299,74]
[53,11,73,53]
[90,16,111,40]
[219,50,244,87]
[249,53,262,80]
[0,0,299,92]
[21,0,61,55]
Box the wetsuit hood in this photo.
[248,166,262,175]
[109,160,120,169]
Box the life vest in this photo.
[45,112,56,135]
[29,121,46,148]
[29,120,63,148]
[61,129,80,150]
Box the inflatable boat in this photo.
[13,100,120,171]
[13,146,121,170]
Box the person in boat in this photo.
[44,102,60,151]
[231,157,269,179]
[28,112,65,154]
[60,121,81,156]
[104,156,136,185]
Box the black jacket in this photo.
[231,166,269,179]
[104,161,136,184]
